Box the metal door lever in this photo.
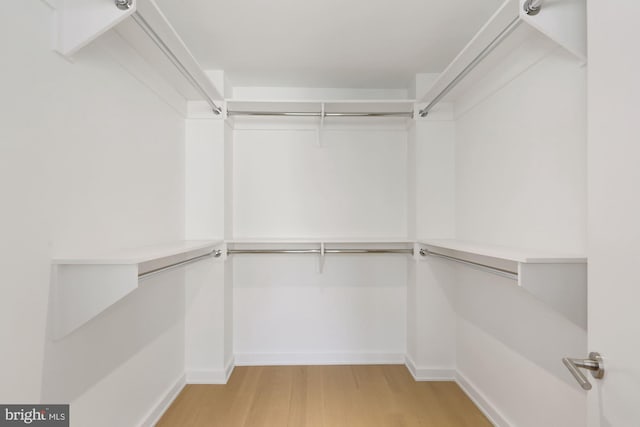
[562,352,604,390]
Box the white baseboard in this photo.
[138,373,186,427]
[455,371,511,427]
[403,355,455,381]
[186,357,235,384]
[234,352,405,366]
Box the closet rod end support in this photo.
[418,109,429,118]
[523,0,542,16]
[115,0,133,11]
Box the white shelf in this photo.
[227,237,414,245]
[52,240,222,339]
[418,239,587,328]
[52,0,135,57]
[225,99,416,120]
[417,0,586,113]
[226,99,415,111]
[53,240,220,267]
[51,0,222,117]
[420,239,586,264]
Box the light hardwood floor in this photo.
[157,365,491,427]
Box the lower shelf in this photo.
[418,239,587,328]
[51,240,221,339]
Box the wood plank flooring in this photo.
[157,365,491,427]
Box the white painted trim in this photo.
[455,370,512,427]
[403,355,456,381]
[138,373,186,427]
[234,352,405,366]
[186,357,235,384]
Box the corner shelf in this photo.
[51,240,222,339]
[418,239,587,328]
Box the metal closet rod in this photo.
[418,14,522,117]
[419,248,518,280]
[228,248,414,255]
[138,249,223,280]
[227,111,414,118]
[116,0,223,115]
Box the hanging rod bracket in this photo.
[523,0,542,16]
[115,0,133,11]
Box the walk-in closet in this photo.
[2,0,639,426]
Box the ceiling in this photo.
[154,0,503,90]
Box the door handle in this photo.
[562,352,605,390]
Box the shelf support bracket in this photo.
[115,0,133,10]
[318,242,326,274]
[317,103,325,146]
[523,0,542,16]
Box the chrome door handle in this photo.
[562,352,604,390]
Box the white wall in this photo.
[0,1,186,425]
[455,48,587,254]
[587,2,640,425]
[455,267,587,426]
[450,47,588,426]
[414,118,456,240]
[233,254,407,364]
[232,127,408,238]
[406,117,457,378]
[230,116,409,362]
[184,117,233,383]
[185,259,230,383]
[185,119,225,240]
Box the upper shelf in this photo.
[227,237,414,244]
[52,0,222,115]
[226,99,416,118]
[53,0,134,56]
[417,0,586,114]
